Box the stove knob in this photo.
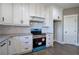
[42,38,45,41]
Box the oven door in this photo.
[32,37,46,52]
[33,37,46,48]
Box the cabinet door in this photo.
[46,34,53,47]
[35,4,41,17]
[0,40,8,55]
[8,36,32,55]
[13,4,23,25]
[29,4,36,16]
[1,3,13,24]
[53,7,63,20]
[0,4,2,24]
[8,37,22,54]
[40,5,45,17]
[22,4,30,26]
[53,7,59,20]
[19,36,32,53]
[45,7,50,26]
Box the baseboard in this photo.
[54,40,65,44]
[54,40,79,46]
[75,43,79,46]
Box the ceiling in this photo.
[45,3,79,9]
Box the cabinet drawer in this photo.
[46,42,53,47]
[20,36,32,41]
[21,47,32,54]
[22,41,32,46]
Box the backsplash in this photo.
[0,26,31,35]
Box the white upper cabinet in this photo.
[13,4,23,25]
[0,4,13,24]
[35,4,41,17]
[52,6,63,20]
[0,4,2,24]
[22,4,30,26]
[13,4,29,26]
[29,4,45,18]
[44,7,50,26]
[29,4,36,16]
[40,5,46,18]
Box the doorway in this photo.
[53,20,62,43]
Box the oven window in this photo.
[33,37,46,48]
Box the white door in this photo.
[1,3,13,24]
[13,4,23,25]
[64,15,77,45]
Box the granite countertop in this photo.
[0,33,32,36]
[0,33,33,43]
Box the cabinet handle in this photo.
[25,48,28,49]
[9,41,11,46]
[58,16,60,19]
[2,17,4,21]
[0,43,6,47]
[24,42,29,43]
[25,37,29,39]
[21,20,23,24]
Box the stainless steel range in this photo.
[31,29,46,52]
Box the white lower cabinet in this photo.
[18,36,32,54]
[0,39,8,55]
[8,37,21,54]
[8,35,32,55]
[46,34,53,47]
